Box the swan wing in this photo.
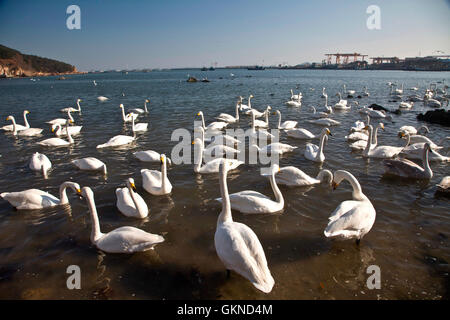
[1,189,59,210]
[383,159,425,178]
[276,166,318,186]
[215,221,274,293]
[97,226,164,253]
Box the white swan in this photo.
[132,119,148,133]
[398,125,428,136]
[216,100,240,123]
[192,138,243,173]
[399,134,450,162]
[274,110,297,129]
[239,95,253,111]
[81,187,163,253]
[2,110,30,132]
[348,123,384,151]
[249,111,274,139]
[336,92,348,105]
[334,93,349,110]
[362,125,405,159]
[29,152,51,178]
[72,157,107,175]
[116,178,149,219]
[52,123,82,136]
[290,89,302,101]
[119,104,138,122]
[324,170,376,244]
[129,99,150,114]
[309,106,329,119]
[407,135,448,149]
[38,120,74,147]
[399,101,414,109]
[363,86,370,97]
[214,160,274,293]
[216,164,284,214]
[97,118,136,149]
[61,99,82,113]
[252,108,270,129]
[251,142,297,156]
[307,118,340,126]
[97,96,109,101]
[343,84,355,96]
[321,87,327,98]
[245,105,270,119]
[46,109,74,126]
[276,167,333,186]
[141,154,172,195]
[197,111,228,131]
[6,115,43,136]
[436,176,450,195]
[133,150,172,164]
[304,128,331,162]
[384,143,435,179]
[1,181,81,210]
[196,126,239,158]
[285,93,302,107]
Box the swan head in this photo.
[331,170,352,190]
[127,178,137,192]
[24,110,30,115]
[196,111,203,117]
[322,128,332,136]
[6,115,13,122]
[249,94,254,98]
[119,104,124,109]
[160,154,168,165]
[378,123,385,131]
[77,99,82,102]
[145,99,150,103]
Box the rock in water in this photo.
[417,109,450,127]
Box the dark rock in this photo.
[187,76,197,82]
[417,109,450,127]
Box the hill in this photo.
[0,44,80,77]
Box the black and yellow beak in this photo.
[332,182,339,190]
[130,183,137,192]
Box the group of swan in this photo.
[6,114,43,137]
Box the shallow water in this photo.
[0,69,449,299]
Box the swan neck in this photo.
[10,117,17,135]
[344,172,366,201]
[161,159,167,190]
[59,183,70,204]
[218,168,232,225]
[373,126,379,145]
[77,100,81,112]
[23,112,30,128]
[235,102,239,120]
[194,141,203,172]
[363,126,373,156]
[66,121,74,143]
[269,171,284,205]
[318,133,327,159]
[86,191,102,243]
[277,112,281,128]
[422,147,432,177]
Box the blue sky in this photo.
[0,0,449,70]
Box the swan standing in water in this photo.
[6,115,43,137]
[274,110,297,129]
[38,120,74,147]
[29,152,51,179]
[96,118,136,149]
[133,150,172,164]
[216,100,240,123]
[61,99,82,113]
[192,138,243,174]
[81,187,163,253]
[216,164,284,214]
[2,110,30,132]
[141,154,172,195]
[72,157,107,175]
[324,170,376,244]
[276,167,333,186]
[304,128,332,162]
[1,181,81,210]
[129,99,150,114]
[362,125,405,159]
[119,104,138,122]
[384,143,435,179]
[116,178,149,219]
[214,161,274,293]
[46,109,74,126]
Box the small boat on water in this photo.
[187,76,198,82]
[247,65,265,70]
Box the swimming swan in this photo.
[216,164,284,214]
[61,99,82,113]
[214,160,274,293]
[72,157,107,175]
[38,120,74,147]
[216,100,240,123]
[2,110,30,132]
[304,128,332,162]
[324,170,376,244]
[81,186,163,253]
[96,118,136,149]
[384,143,435,179]
[274,110,297,129]
[1,181,81,210]
[192,138,243,173]
[6,114,43,136]
[116,178,149,218]
[29,152,51,178]
[141,154,172,195]
[276,167,333,186]
[133,150,172,165]
[129,99,150,114]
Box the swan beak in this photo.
[130,183,137,192]
[332,182,339,190]
[192,141,195,145]
[25,110,30,114]
[196,112,200,116]
[272,112,277,115]
[76,188,82,194]
[51,128,54,132]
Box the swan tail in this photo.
[252,276,275,294]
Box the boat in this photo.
[247,65,265,70]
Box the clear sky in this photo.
[0,0,449,71]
